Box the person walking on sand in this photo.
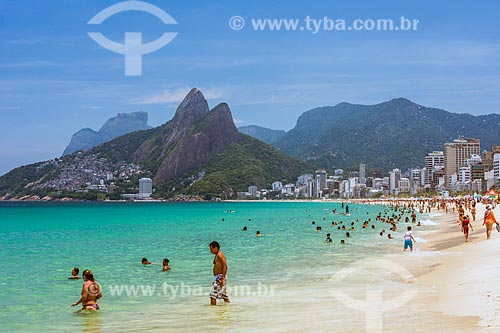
[483,205,499,239]
[471,203,477,222]
[461,215,473,242]
[209,241,230,305]
[403,226,416,252]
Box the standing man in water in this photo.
[209,241,230,305]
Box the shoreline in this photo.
[389,203,500,331]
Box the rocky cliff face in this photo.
[62,111,151,156]
[134,88,242,185]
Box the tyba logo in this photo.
[87,1,177,76]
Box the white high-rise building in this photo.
[359,163,366,185]
[315,169,327,197]
[398,178,410,192]
[459,166,471,183]
[389,169,401,195]
[272,181,283,191]
[139,178,153,198]
[248,186,258,197]
[493,154,500,181]
[425,151,444,186]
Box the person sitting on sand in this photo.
[483,205,499,240]
[162,258,170,271]
[71,269,102,311]
[461,215,473,243]
[403,226,416,252]
[68,267,80,279]
[142,258,152,265]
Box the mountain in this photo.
[238,125,286,144]
[62,111,152,156]
[0,89,310,200]
[274,98,500,172]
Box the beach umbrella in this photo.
[486,190,498,200]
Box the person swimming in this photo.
[256,230,263,237]
[325,233,333,242]
[242,226,248,231]
[68,267,80,279]
[162,258,170,271]
[142,258,152,265]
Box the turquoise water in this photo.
[0,201,430,332]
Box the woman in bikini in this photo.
[71,269,102,311]
[461,215,473,242]
[483,205,499,240]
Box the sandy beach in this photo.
[388,202,500,332]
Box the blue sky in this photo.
[1,0,499,175]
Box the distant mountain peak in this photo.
[62,111,151,156]
[133,91,242,185]
[238,125,286,144]
[172,88,209,126]
[382,97,416,107]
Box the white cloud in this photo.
[133,87,224,104]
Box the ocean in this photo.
[0,201,434,332]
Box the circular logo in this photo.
[229,16,245,30]
[87,282,101,297]
[328,259,418,312]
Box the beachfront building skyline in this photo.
[444,138,480,187]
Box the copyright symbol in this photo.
[87,282,101,296]
[229,16,245,30]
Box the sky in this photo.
[1,0,499,175]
